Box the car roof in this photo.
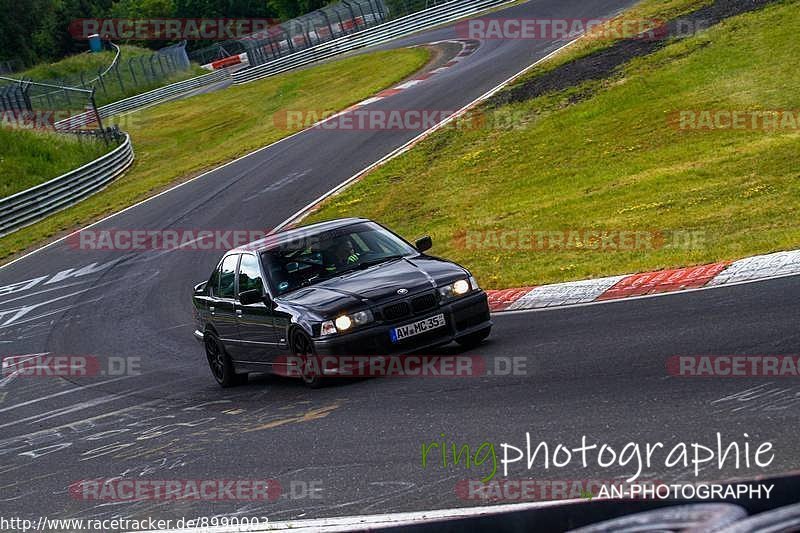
[230,217,371,254]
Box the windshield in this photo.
[261,222,417,295]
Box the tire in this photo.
[291,329,325,389]
[456,326,492,348]
[204,332,243,388]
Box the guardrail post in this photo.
[97,68,107,96]
[60,79,71,107]
[319,10,334,42]
[151,56,159,78]
[129,59,138,85]
[115,63,125,93]
[353,1,368,29]
[90,88,108,146]
[342,1,358,32]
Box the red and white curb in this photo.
[337,39,480,114]
[486,250,800,312]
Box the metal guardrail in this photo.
[232,0,511,84]
[52,0,508,126]
[0,131,134,237]
[4,0,510,235]
[54,68,230,130]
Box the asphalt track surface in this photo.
[1,0,799,525]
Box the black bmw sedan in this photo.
[192,218,492,387]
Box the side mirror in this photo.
[239,289,266,306]
[193,281,207,295]
[415,236,433,253]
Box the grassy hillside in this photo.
[17,45,206,108]
[304,0,800,289]
[0,47,430,261]
[0,129,109,198]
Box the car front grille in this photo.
[383,301,411,321]
[411,292,438,314]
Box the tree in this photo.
[267,0,332,21]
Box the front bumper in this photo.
[193,329,205,343]
[313,290,491,357]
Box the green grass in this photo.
[0,128,109,198]
[0,47,430,262]
[304,0,800,289]
[505,0,713,83]
[17,45,207,108]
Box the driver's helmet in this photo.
[323,237,359,272]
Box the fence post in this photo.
[60,79,72,107]
[127,58,138,85]
[342,1,358,32]
[90,88,108,146]
[97,68,107,96]
[115,62,124,93]
[148,56,158,80]
[319,10,334,42]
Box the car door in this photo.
[209,254,241,356]
[235,253,280,364]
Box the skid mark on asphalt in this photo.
[0,268,160,330]
[711,383,800,412]
[0,374,140,414]
[244,402,342,432]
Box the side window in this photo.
[238,254,264,295]
[218,254,239,299]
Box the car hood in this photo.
[278,256,468,316]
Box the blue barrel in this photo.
[88,34,102,53]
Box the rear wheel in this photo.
[204,332,245,387]
[291,329,325,389]
[455,327,492,348]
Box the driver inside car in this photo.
[324,238,360,274]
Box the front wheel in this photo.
[455,327,492,348]
[204,332,245,387]
[291,329,325,389]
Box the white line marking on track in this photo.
[0,374,139,414]
[0,377,193,430]
[357,96,384,106]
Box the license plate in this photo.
[390,314,446,343]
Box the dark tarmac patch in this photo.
[488,0,779,107]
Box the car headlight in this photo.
[321,309,374,336]
[439,278,473,300]
[335,315,353,331]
